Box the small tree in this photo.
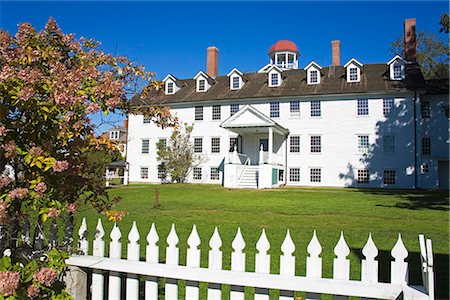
[0,18,175,298]
[156,124,204,183]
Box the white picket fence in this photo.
[66,218,435,300]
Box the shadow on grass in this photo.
[354,189,449,211]
[351,247,449,299]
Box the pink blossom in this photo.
[19,86,35,101]
[29,146,43,157]
[0,65,15,81]
[52,160,69,172]
[0,177,11,188]
[34,182,47,194]
[47,208,60,219]
[0,125,7,137]
[2,141,17,158]
[66,203,77,214]
[0,271,20,296]
[33,268,57,287]
[8,188,29,200]
[86,102,100,114]
[26,284,40,299]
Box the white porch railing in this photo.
[66,217,435,300]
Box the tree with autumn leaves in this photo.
[0,18,175,299]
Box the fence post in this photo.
[255,229,270,300]
[231,227,246,300]
[362,233,378,283]
[333,232,350,300]
[165,224,179,300]
[126,222,140,300]
[306,230,322,300]
[78,217,88,255]
[186,225,201,299]
[145,223,159,300]
[280,230,295,300]
[391,233,408,285]
[108,223,122,299]
[208,227,222,300]
[92,219,105,300]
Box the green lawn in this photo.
[75,184,449,299]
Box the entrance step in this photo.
[238,166,258,189]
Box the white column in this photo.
[268,127,273,164]
[123,165,129,185]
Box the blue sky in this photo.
[1,1,448,131]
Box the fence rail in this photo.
[65,218,435,300]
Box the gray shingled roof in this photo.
[131,63,426,106]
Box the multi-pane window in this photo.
[193,167,202,180]
[357,135,369,154]
[232,77,240,89]
[270,102,280,118]
[110,131,119,140]
[271,73,279,86]
[349,67,358,81]
[212,105,221,120]
[210,167,220,180]
[141,139,149,154]
[167,82,174,94]
[393,65,402,79]
[158,138,167,149]
[422,137,431,155]
[310,70,318,83]
[195,106,203,121]
[311,136,321,153]
[383,135,395,154]
[383,98,394,116]
[157,164,166,179]
[290,101,300,118]
[140,167,148,179]
[229,137,238,152]
[310,168,321,183]
[198,79,206,91]
[357,99,369,116]
[194,138,203,153]
[211,137,220,153]
[357,169,370,184]
[421,163,429,174]
[230,104,239,116]
[290,136,300,153]
[311,100,321,117]
[143,116,152,124]
[383,170,396,185]
[421,100,430,118]
[289,168,300,182]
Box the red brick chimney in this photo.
[331,40,340,66]
[206,46,219,78]
[123,119,128,129]
[404,18,416,61]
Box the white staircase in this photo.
[238,166,258,189]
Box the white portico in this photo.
[220,105,289,189]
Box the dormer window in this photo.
[304,61,322,85]
[227,68,244,90]
[110,131,119,140]
[344,58,363,83]
[198,79,206,91]
[271,73,279,86]
[163,74,180,95]
[387,55,406,80]
[194,71,212,92]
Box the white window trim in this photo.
[344,59,363,83]
[109,131,119,140]
[194,71,211,92]
[387,55,406,81]
[304,61,322,85]
[230,75,242,90]
[268,70,282,87]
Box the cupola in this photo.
[268,40,299,70]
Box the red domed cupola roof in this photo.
[269,40,299,55]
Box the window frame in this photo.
[289,136,300,153]
[357,99,369,116]
[383,98,394,116]
[290,101,300,118]
[210,167,220,180]
[422,137,431,156]
[141,139,150,154]
[193,137,203,153]
[211,137,221,154]
[229,137,239,152]
[309,69,319,84]
[357,169,370,184]
[230,104,239,116]
[195,106,204,121]
[212,105,221,121]
[348,67,359,82]
[270,102,280,118]
[357,135,369,154]
[198,79,206,92]
[421,100,430,119]
[166,82,174,94]
[310,100,321,117]
[383,135,395,154]
[109,131,119,140]
[193,167,202,180]
[140,167,149,180]
[157,164,166,180]
[310,135,321,153]
[289,168,300,182]
[383,169,396,185]
[143,116,152,124]
[310,168,322,183]
[231,76,240,89]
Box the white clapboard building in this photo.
[126,18,449,189]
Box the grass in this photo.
[74,184,449,299]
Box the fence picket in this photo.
[255,229,270,300]
[280,230,295,300]
[208,227,222,300]
[391,233,408,284]
[78,217,88,255]
[306,230,322,300]
[333,232,350,300]
[126,222,140,300]
[92,219,105,300]
[145,223,159,300]
[186,225,201,299]
[361,233,378,283]
[425,238,434,299]
[165,224,179,300]
[108,223,122,300]
[231,227,246,300]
